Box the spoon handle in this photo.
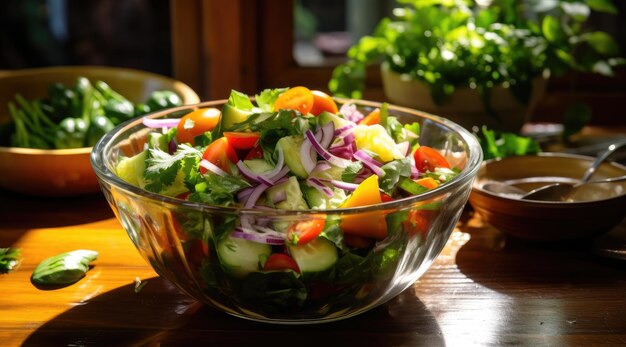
[581,141,626,183]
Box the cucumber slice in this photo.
[243,159,274,175]
[318,111,353,129]
[221,103,253,130]
[116,151,147,187]
[276,135,307,178]
[267,176,309,210]
[147,132,169,151]
[288,237,338,276]
[216,232,271,278]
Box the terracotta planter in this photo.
[381,62,547,132]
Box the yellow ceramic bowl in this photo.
[0,66,200,197]
[469,153,626,241]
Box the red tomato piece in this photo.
[263,253,300,273]
[223,132,260,150]
[176,108,221,144]
[274,86,314,114]
[244,145,264,160]
[413,146,451,173]
[286,219,325,245]
[380,192,394,202]
[310,90,339,115]
[200,137,238,174]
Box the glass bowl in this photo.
[91,99,482,324]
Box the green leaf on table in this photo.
[0,248,21,273]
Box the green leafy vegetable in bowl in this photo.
[4,77,183,149]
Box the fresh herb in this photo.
[476,126,541,160]
[0,248,22,273]
[379,158,412,195]
[144,144,202,193]
[329,0,623,118]
[31,250,98,285]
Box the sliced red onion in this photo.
[329,179,359,191]
[319,122,335,149]
[353,150,385,177]
[311,161,332,175]
[306,177,333,197]
[142,117,180,128]
[244,183,270,208]
[339,103,364,123]
[329,143,354,159]
[237,187,254,205]
[305,130,351,168]
[334,124,354,137]
[411,163,420,179]
[300,136,317,175]
[270,166,290,182]
[342,131,356,146]
[235,147,286,184]
[253,225,284,237]
[231,229,285,245]
[200,159,227,176]
[168,139,177,154]
[397,141,411,157]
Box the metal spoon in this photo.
[483,175,626,200]
[522,141,626,201]
[482,141,626,201]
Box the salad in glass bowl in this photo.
[91,86,482,323]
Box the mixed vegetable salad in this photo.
[1,77,182,149]
[116,86,460,316]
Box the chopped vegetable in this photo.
[31,250,98,285]
[0,248,21,273]
[2,77,183,149]
[115,86,461,316]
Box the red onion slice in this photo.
[235,147,286,184]
[353,150,385,177]
[142,117,180,128]
[396,141,411,157]
[339,103,364,123]
[200,159,227,176]
[329,179,359,191]
[300,136,317,175]
[319,122,335,149]
[305,130,351,168]
[334,124,354,137]
[231,229,285,245]
[306,177,334,197]
[244,183,270,208]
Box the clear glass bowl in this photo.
[91,99,482,324]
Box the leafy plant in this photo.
[329,0,623,114]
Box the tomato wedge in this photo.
[176,108,221,144]
[287,219,325,245]
[223,132,260,150]
[263,253,300,272]
[244,145,264,160]
[274,86,314,114]
[200,137,238,174]
[310,90,338,115]
[413,146,451,172]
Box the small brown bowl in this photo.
[469,153,626,241]
[0,66,200,197]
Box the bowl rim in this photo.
[472,152,626,206]
[91,98,483,216]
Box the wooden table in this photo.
[1,190,625,347]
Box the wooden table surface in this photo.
[1,189,625,347]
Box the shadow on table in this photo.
[0,190,113,228]
[454,214,626,292]
[22,277,445,347]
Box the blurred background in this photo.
[1,0,625,127]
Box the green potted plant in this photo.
[329,0,623,132]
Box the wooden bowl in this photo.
[469,153,626,241]
[0,66,200,197]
